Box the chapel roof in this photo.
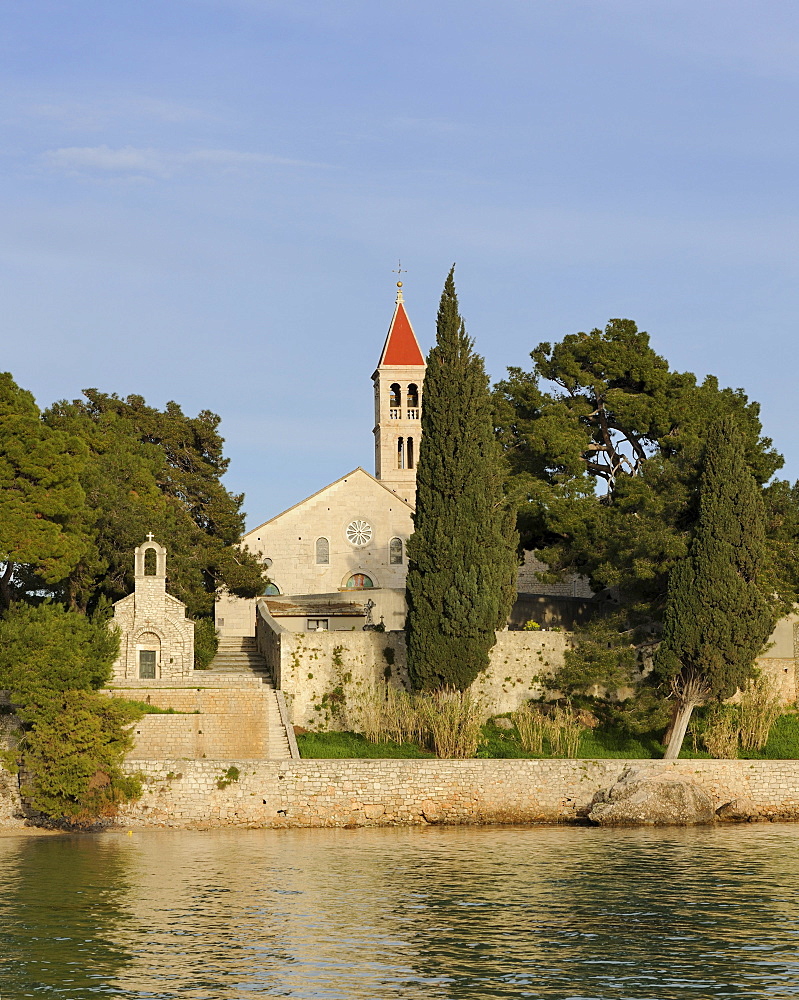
[376,285,425,368]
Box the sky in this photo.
[3,0,799,526]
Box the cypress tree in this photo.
[656,415,776,758]
[405,268,518,690]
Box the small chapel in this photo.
[215,282,426,636]
[111,535,195,681]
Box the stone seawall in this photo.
[114,758,799,829]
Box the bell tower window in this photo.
[407,383,419,418]
[389,383,401,419]
[407,436,414,469]
[397,437,405,469]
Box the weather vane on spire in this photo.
[392,260,407,302]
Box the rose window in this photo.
[346,520,373,546]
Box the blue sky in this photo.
[3,0,798,524]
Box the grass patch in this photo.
[114,699,194,715]
[296,713,799,761]
[296,730,434,759]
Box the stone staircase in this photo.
[206,637,292,759]
[206,636,271,677]
[111,636,294,761]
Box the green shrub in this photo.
[193,617,219,670]
[0,603,144,825]
[14,690,143,823]
[743,713,799,759]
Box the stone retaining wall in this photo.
[116,758,799,829]
[256,603,568,729]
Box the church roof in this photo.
[376,290,425,368]
[243,467,414,537]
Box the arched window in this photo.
[143,547,157,575]
[389,383,401,407]
[263,583,281,596]
[345,574,374,589]
[407,383,419,409]
[389,537,403,565]
[315,536,330,564]
[397,437,405,469]
[407,436,414,469]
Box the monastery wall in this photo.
[255,603,568,729]
[114,757,799,829]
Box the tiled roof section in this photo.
[378,301,425,367]
[266,595,366,617]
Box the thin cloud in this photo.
[43,145,329,177]
[28,97,213,130]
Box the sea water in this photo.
[1,824,799,999]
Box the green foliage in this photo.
[0,603,117,702]
[656,416,776,706]
[0,603,144,824]
[44,390,266,616]
[216,765,240,789]
[16,690,142,823]
[406,268,518,689]
[744,713,799,760]
[556,612,641,694]
[0,373,90,610]
[193,617,219,670]
[494,320,790,613]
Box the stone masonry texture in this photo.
[112,759,799,830]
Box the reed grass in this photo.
[739,673,782,751]
[546,704,583,757]
[701,705,740,759]
[416,688,485,759]
[511,703,546,754]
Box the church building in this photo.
[215,282,426,636]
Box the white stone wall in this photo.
[255,602,568,729]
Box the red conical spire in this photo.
[377,283,425,367]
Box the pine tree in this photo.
[0,373,90,610]
[405,268,518,690]
[655,415,776,758]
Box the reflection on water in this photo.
[2,824,799,999]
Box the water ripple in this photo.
[2,825,799,999]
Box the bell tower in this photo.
[372,282,426,505]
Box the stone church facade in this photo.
[111,536,195,681]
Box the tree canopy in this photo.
[405,268,518,690]
[0,373,89,611]
[494,319,791,615]
[44,390,266,617]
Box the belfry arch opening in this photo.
[143,547,157,575]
